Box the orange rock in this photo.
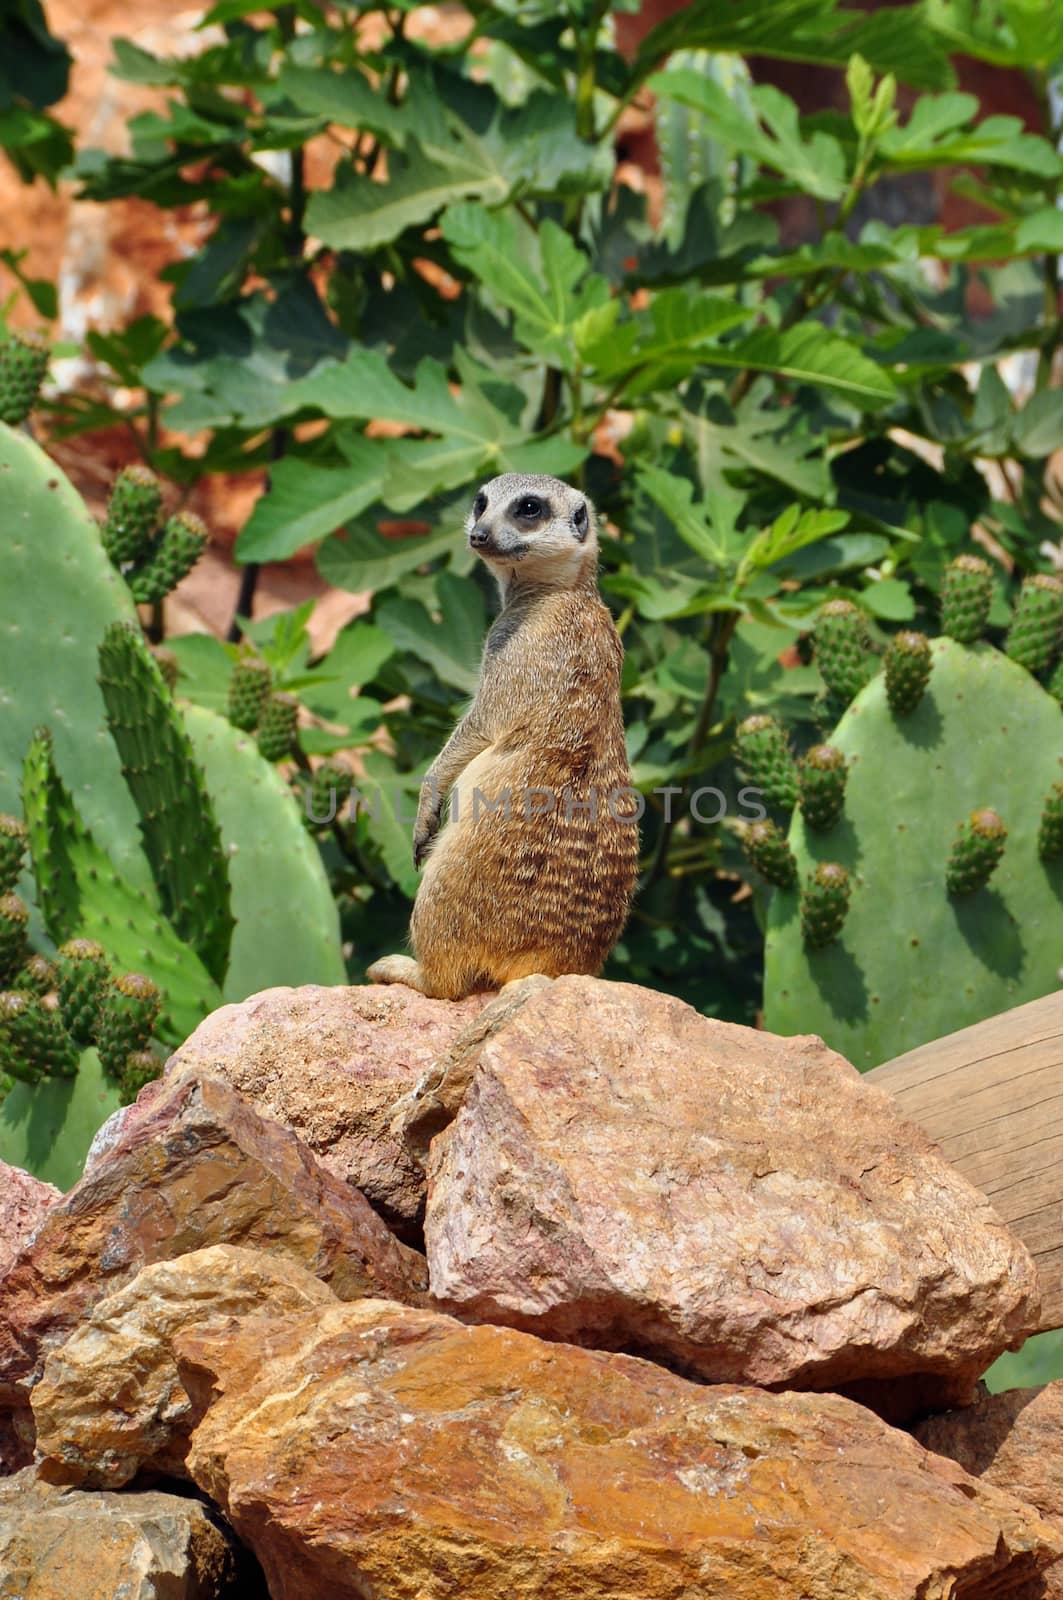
[32,1244,336,1488]
[0,1159,60,1278]
[173,1298,1063,1600]
[161,983,491,1237]
[423,976,1038,1417]
[0,1465,248,1599]
[917,1382,1063,1595]
[0,1071,426,1467]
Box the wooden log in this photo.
[868,989,1063,1333]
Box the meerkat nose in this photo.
[469,522,491,549]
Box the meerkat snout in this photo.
[466,472,598,588]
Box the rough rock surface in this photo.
[0,1466,250,1599]
[0,1161,61,1280]
[91,984,489,1237]
[0,1072,425,1466]
[32,1245,337,1488]
[917,1382,1063,1594]
[424,976,1038,1415]
[173,1298,1062,1600]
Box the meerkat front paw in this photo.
[366,954,426,991]
[413,819,439,869]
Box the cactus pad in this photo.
[308,759,354,828]
[941,554,993,643]
[55,939,111,1046]
[742,819,797,889]
[0,893,29,980]
[227,655,272,732]
[14,955,57,996]
[97,622,234,986]
[813,599,872,704]
[884,630,932,715]
[117,1046,162,1103]
[765,638,1063,1067]
[128,511,208,604]
[97,972,161,1081]
[798,744,847,830]
[734,714,798,809]
[0,1047,123,1190]
[0,331,49,425]
[1004,572,1063,674]
[946,807,1008,895]
[0,815,27,894]
[0,990,78,1082]
[101,465,164,568]
[800,862,851,948]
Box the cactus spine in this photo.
[946,808,1008,894]
[734,714,798,809]
[800,862,851,948]
[257,691,300,762]
[0,893,29,980]
[813,600,872,704]
[742,819,797,889]
[798,745,847,830]
[0,991,78,1082]
[1004,573,1063,674]
[0,331,49,425]
[884,631,932,715]
[227,655,272,732]
[0,816,27,895]
[128,512,208,604]
[54,939,112,1047]
[97,972,162,1081]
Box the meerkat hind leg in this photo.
[365,954,429,993]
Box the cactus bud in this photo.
[813,599,872,704]
[129,511,208,604]
[734,714,798,809]
[118,1046,162,1104]
[97,972,162,1081]
[0,892,29,981]
[257,691,300,763]
[0,330,49,425]
[227,655,272,732]
[884,630,932,715]
[1038,781,1063,862]
[0,989,78,1082]
[946,808,1008,894]
[1004,573,1063,675]
[308,759,354,829]
[102,465,164,567]
[800,862,851,948]
[14,954,57,997]
[941,554,993,643]
[742,819,798,889]
[798,744,847,830]
[0,814,27,895]
[55,939,112,1047]
[151,645,180,691]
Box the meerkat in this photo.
[366,472,639,1001]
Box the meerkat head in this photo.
[465,473,598,591]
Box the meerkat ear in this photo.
[572,500,589,542]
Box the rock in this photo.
[0,1466,252,1599]
[32,1245,337,1488]
[916,1382,1063,1593]
[395,975,553,1167]
[94,983,490,1237]
[172,1298,1062,1600]
[424,976,1037,1417]
[0,1072,426,1467]
[0,1160,60,1279]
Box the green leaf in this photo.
[236,439,390,562]
[711,323,899,409]
[440,206,610,367]
[166,633,236,715]
[272,64,413,145]
[861,576,915,619]
[636,467,746,566]
[1013,390,1063,459]
[318,520,458,595]
[306,144,507,253]
[377,573,484,695]
[742,506,850,574]
[926,0,1063,68]
[649,69,847,200]
[1015,209,1063,253]
[684,386,830,500]
[878,93,1062,177]
[583,287,754,391]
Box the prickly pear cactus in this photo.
[763,632,1063,1068]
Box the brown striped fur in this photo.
[367,474,639,1000]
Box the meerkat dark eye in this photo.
[573,501,589,540]
[472,490,487,518]
[515,496,543,519]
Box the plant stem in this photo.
[228,425,288,642]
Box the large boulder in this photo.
[916,1382,1063,1595]
[0,1466,254,1599]
[101,984,491,1238]
[172,1298,1062,1600]
[32,1245,337,1488]
[423,976,1037,1417]
[0,1071,426,1466]
[0,1160,60,1279]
